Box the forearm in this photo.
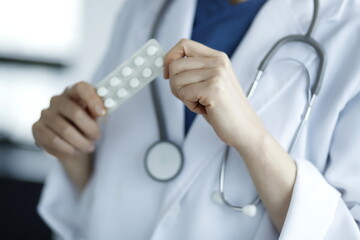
[60,152,93,192]
[163,39,297,231]
[234,128,297,232]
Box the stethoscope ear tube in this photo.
[258,35,326,96]
[218,145,260,217]
[144,0,325,217]
[219,0,325,216]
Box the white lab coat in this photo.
[38,0,360,239]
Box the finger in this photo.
[170,68,216,99]
[177,80,215,115]
[41,110,95,153]
[66,81,106,117]
[164,39,222,78]
[168,57,220,78]
[33,122,76,160]
[50,96,101,140]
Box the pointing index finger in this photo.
[164,39,220,79]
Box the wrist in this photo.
[233,124,270,157]
[60,152,93,191]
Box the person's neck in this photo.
[229,0,247,4]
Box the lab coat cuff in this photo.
[38,161,94,240]
[279,159,341,240]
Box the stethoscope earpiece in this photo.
[212,191,258,217]
[242,205,257,217]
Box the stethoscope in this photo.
[144,0,326,216]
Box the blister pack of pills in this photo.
[96,39,165,113]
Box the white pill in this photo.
[134,56,145,66]
[146,46,158,56]
[117,88,128,98]
[97,87,108,97]
[142,68,153,78]
[129,78,140,88]
[122,66,132,77]
[110,77,121,86]
[155,57,164,68]
[104,98,115,108]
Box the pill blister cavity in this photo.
[142,68,153,78]
[134,56,145,66]
[110,77,121,86]
[104,98,116,108]
[130,78,140,88]
[146,46,158,56]
[117,88,128,98]
[155,57,164,68]
[97,87,108,97]
[122,66,132,77]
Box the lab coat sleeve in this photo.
[280,84,360,240]
[37,160,94,240]
[37,1,139,239]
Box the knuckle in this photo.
[49,134,59,146]
[178,87,185,98]
[40,109,49,120]
[218,51,228,60]
[170,86,178,97]
[171,75,181,89]
[170,85,181,99]
[62,126,73,139]
[31,122,37,132]
[215,54,228,67]
[71,109,84,123]
[50,95,60,106]
[178,87,188,99]
[209,77,225,93]
[213,67,226,79]
[62,87,69,95]
[88,125,100,139]
[179,38,188,45]
[74,81,88,93]
[169,60,177,74]
[32,122,40,138]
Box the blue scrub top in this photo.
[185,0,267,135]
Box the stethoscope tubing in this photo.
[147,0,326,215]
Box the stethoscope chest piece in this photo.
[145,141,183,182]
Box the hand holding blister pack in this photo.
[96,39,165,113]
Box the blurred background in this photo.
[0,0,125,238]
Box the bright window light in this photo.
[0,0,82,63]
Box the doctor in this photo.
[32,0,360,239]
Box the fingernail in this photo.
[95,103,106,116]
